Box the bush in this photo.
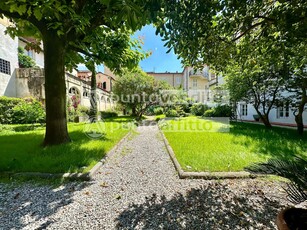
[11,98,45,124]
[203,109,215,117]
[0,96,45,124]
[78,106,90,116]
[191,103,209,116]
[165,109,178,117]
[0,96,24,124]
[101,110,118,118]
[153,107,164,115]
[203,104,232,117]
[214,104,232,117]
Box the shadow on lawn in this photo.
[230,122,307,160]
[0,128,111,173]
[0,180,91,229]
[115,183,285,229]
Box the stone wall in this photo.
[15,68,45,100]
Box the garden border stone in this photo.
[10,131,132,181]
[158,127,258,179]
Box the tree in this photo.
[0,0,158,145]
[157,0,307,69]
[225,35,286,128]
[113,69,169,120]
[284,43,307,135]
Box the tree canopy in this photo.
[113,69,170,120]
[0,0,161,145]
[157,0,307,69]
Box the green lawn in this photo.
[0,117,134,173]
[161,117,307,172]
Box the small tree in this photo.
[227,63,284,127]
[113,69,169,120]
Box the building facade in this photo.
[0,18,114,112]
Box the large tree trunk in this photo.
[261,114,272,128]
[89,64,97,122]
[294,98,305,136]
[295,112,304,136]
[294,84,306,136]
[254,108,272,128]
[43,32,70,146]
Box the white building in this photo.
[0,17,114,112]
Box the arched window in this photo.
[68,87,80,96]
[102,82,107,90]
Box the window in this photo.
[83,90,89,98]
[240,104,248,116]
[102,82,107,90]
[69,87,80,96]
[277,103,290,118]
[27,49,34,59]
[192,79,197,88]
[176,76,181,84]
[0,58,11,75]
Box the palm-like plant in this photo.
[245,156,307,204]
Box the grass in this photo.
[161,117,307,172]
[0,116,134,174]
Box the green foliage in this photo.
[153,107,164,115]
[78,105,90,116]
[11,98,45,124]
[0,96,45,124]
[246,156,307,204]
[203,104,232,117]
[17,47,36,68]
[0,96,24,124]
[101,110,118,119]
[165,109,178,117]
[203,109,215,117]
[157,0,307,69]
[190,103,209,116]
[213,104,232,117]
[113,69,170,119]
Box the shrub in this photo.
[78,106,90,116]
[101,110,118,118]
[191,103,209,116]
[165,109,178,117]
[213,104,232,117]
[0,97,45,124]
[11,98,45,124]
[203,104,232,117]
[0,96,24,124]
[153,107,164,115]
[203,109,215,117]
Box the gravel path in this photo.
[0,123,290,229]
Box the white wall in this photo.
[0,23,18,97]
[18,39,44,67]
[237,102,307,125]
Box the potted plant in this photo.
[245,156,307,230]
[253,114,260,121]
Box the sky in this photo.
[78,24,183,73]
[133,24,183,73]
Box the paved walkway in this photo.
[0,124,287,229]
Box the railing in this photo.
[189,70,209,78]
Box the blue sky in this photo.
[78,24,183,73]
[133,24,183,73]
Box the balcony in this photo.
[189,69,209,79]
